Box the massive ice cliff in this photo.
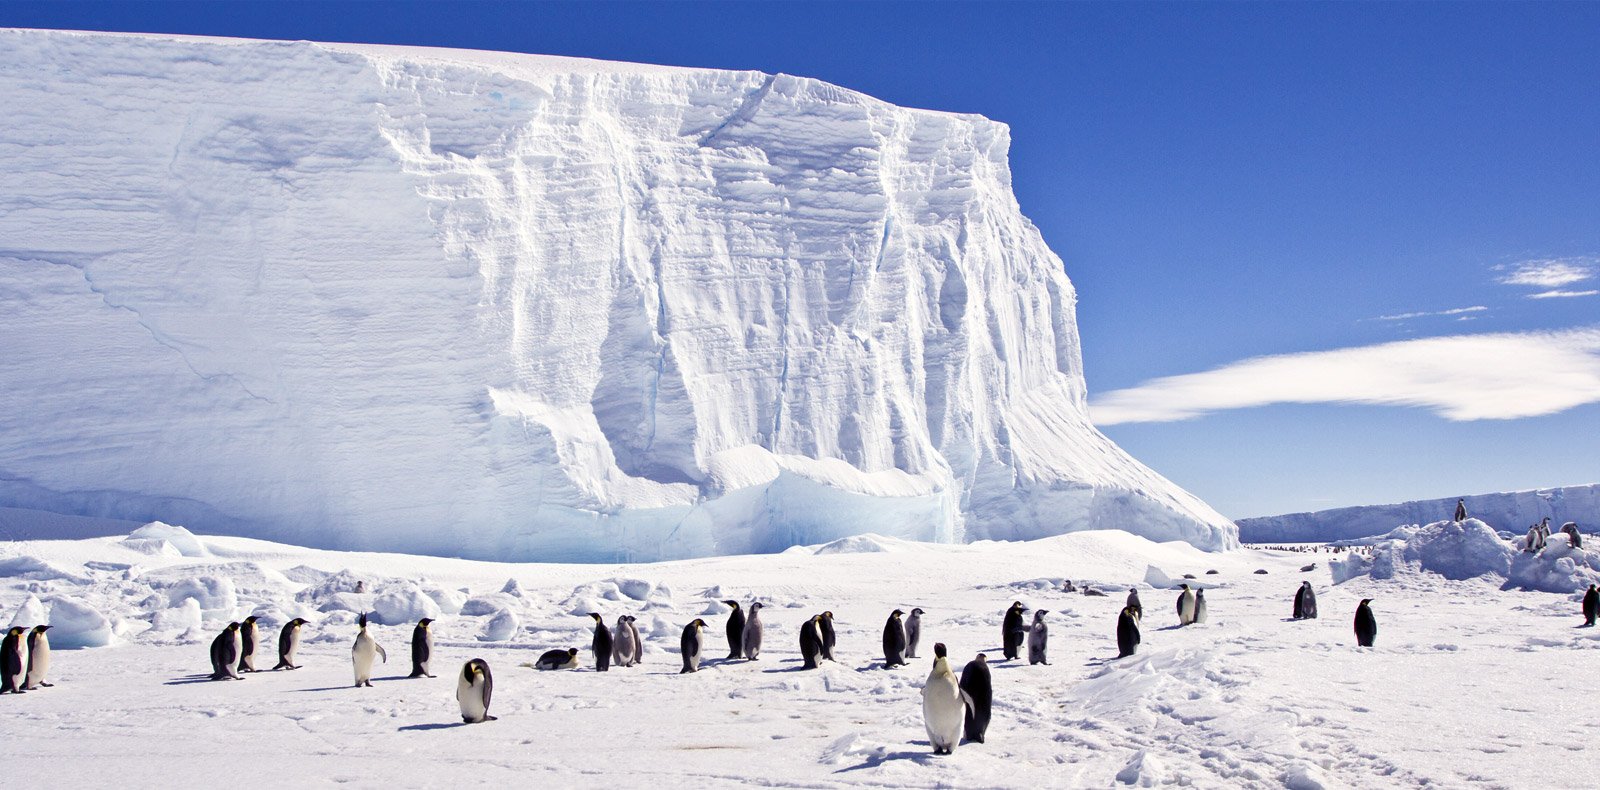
[0,29,1236,560]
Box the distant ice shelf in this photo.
[0,28,1236,560]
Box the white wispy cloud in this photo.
[1372,305,1488,322]
[1527,289,1599,300]
[1496,257,1596,289]
[1090,327,1600,425]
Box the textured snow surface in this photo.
[1330,518,1600,593]
[5,523,1600,787]
[1239,484,1598,543]
[0,28,1234,560]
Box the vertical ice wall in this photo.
[0,29,1237,560]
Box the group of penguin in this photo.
[1523,517,1583,553]
[0,624,52,694]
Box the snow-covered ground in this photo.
[1239,483,1599,543]
[5,522,1599,788]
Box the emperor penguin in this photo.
[959,652,992,744]
[456,658,496,723]
[819,611,837,661]
[1176,584,1197,626]
[1353,599,1378,647]
[1583,585,1598,627]
[1027,610,1050,665]
[273,618,308,670]
[1116,606,1141,658]
[680,619,708,674]
[588,613,612,672]
[626,616,644,665]
[237,615,260,673]
[1454,499,1467,522]
[1526,524,1541,552]
[210,622,243,681]
[921,643,970,755]
[1126,589,1142,621]
[882,609,908,668]
[1294,582,1318,620]
[409,618,436,678]
[352,613,387,687]
[535,647,581,670]
[0,626,26,694]
[905,608,924,659]
[1193,590,1208,624]
[1562,522,1582,549]
[742,602,764,660]
[721,601,745,660]
[799,614,825,669]
[24,625,52,689]
[1001,602,1028,660]
[612,615,637,668]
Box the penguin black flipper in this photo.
[959,654,992,743]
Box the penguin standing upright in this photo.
[921,643,969,755]
[0,627,27,694]
[237,615,260,673]
[680,619,707,674]
[24,625,52,689]
[959,653,992,744]
[535,647,581,670]
[1126,589,1143,621]
[1001,602,1028,660]
[352,613,386,687]
[721,601,745,660]
[1294,582,1318,620]
[1526,525,1542,552]
[819,611,837,661]
[588,613,612,672]
[742,602,764,660]
[1194,590,1208,624]
[904,608,924,659]
[628,616,644,665]
[882,610,908,668]
[1116,606,1141,658]
[1027,610,1050,665]
[1583,585,1598,627]
[274,618,308,670]
[409,618,436,678]
[799,615,825,670]
[1176,584,1196,626]
[612,615,636,668]
[1454,499,1467,522]
[1353,599,1378,647]
[456,658,496,723]
[1562,522,1582,549]
[210,622,243,681]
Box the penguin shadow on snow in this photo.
[163,674,229,686]
[397,721,472,732]
[290,676,420,692]
[760,658,815,674]
[832,745,942,773]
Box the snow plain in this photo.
[5,522,1600,788]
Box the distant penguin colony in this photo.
[410,618,436,678]
[25,625,52,690]
[742,602,765,660]
[351,613,387,687]
[1585,585,1599,627]
[680,619,707,674]
[588,612,612,672]
[1001,602,1028,660]
[958,652,992,744]
[1354,599,1378,647]
[237,615,260,673]
[1,626,26,694]
[1027,610,1050,665]
[883,609,908,668]
[273,618,308,670]
[456,658,496,724]
[904,608,924,659]
[210,622,243,681]
[721,601,745,660]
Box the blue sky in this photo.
[5,2,1597,518]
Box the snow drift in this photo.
[0,29,1235,561]
[1331,518,1600,593]
[1239,484,1599,543]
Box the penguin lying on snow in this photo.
[274,619,308,670]
[457,658,496,723]
[535,648,580,670]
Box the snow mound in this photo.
[158,576,239,620]
[122,522,209,557]
[811,534,926,555]
[0,555,88,583]
[421,583,466,615]
[8,594,47,628]
[460,594,520,617]
[49,595,117,648]
[1335,519,1600,593]
[371,583,444,626]
[150,598,204,635]
[478,609,520,642]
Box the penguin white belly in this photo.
[26,636,49,687]
[353,633,384,684]
[458,675,487,722]
[922,669,965,753]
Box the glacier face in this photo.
[1238,484,1600,544]
[0,29,1236,561]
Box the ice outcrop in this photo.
[0,29,1236,560]
[1332,519,1600,593]
[1239,484,1598,543]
